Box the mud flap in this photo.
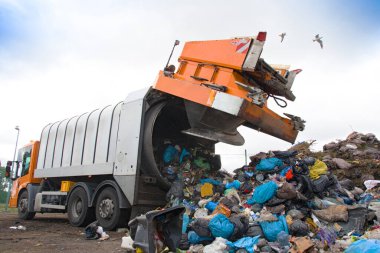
[128,206,185,253]
[27,184,40,212]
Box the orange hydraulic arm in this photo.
[153,32,304,144]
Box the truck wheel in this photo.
[95,187,127,230]
[18,191,36,220]
[67,187,94,227]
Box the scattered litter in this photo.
[9,225,26,230]
[121,236,134,250]
[125,131,380,252]
[84,221,109,240]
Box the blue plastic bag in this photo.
[200,178,221,186]
[227,236,260,253]
[345,239,380,253]
[205,201,217,212]
[182,213,190,233]
[188,231,213,244]
[208,214,234,239]
[163,145,179,164]
[247,181,278,205]
[179,148,190,163]
[259,215,289,242]
[225,180,241,190]
[256,158,283,171]
[280,166,292,177]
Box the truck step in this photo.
[40,204,66,210]
[41,191,68,196]
[34,192,68,212]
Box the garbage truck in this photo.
[6,32,305,230]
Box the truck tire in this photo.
[67,187,95,227]
[18,191,36,220]
[95,187,127,230]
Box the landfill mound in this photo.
[320,132,380,188]
[126,132,380,253]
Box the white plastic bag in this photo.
[203,237,228,253]
[364,180,380,190]
[121,236,135,250]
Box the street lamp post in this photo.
[5,126,20,211]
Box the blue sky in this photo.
[331,0,380,28]
[1,0,379,169]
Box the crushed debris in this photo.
[127,132,380,252]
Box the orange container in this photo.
[212,203,231,217]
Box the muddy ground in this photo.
[0,212,127,253]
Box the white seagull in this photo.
[313,34,323,49]
[279,33,286,43]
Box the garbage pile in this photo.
[321,132,380,188]
[127,132,380,253]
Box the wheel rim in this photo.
[19,198,27,213]
[98,198,114,219]
[71,197,83,218]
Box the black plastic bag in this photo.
[311,175,329,193]
[190,218,212,237]
[229,215,249,241]
[245,223,264,238]
[265,196,287,207]
[166,180,184,202]
[289,219,309,236]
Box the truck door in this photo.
[9,144,38,207]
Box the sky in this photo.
[0,0,379,171]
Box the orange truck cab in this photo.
[8,141,41,219]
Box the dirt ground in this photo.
[0,212,127,253]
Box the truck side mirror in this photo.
[12,162,20,180]
[5,161,12,178]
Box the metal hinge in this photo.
[235,81,266,107]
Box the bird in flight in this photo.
[279,33,286,42]
[313,34,323,49]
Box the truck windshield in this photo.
[17,146,32,177]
